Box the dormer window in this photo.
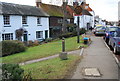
[22,16,27,24]
[3,15,10,25]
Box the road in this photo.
[70,35,119,80]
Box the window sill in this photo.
[22,24,29,27]
[37,24,42,26]
[4,25,11,27]
[37,38,44,41]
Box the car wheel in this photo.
[108,40,111,46]
[105,38,109,44]
[113,45,118,55]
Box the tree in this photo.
[15,28,24,41]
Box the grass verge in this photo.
[1,36,87,63]
[21,55,81,79]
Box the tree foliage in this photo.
[15,28,24,41]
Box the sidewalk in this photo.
[70,36,119,79]
[19,49,81,65]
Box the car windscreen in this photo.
[95,26,105,30]
[107,27,118,32]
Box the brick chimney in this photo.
[36,0,42,7]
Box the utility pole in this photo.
[62,0,68,34]
[75,6,82,43]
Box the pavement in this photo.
[70,36,119,79]
[19,49,81,65]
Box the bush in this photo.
[79,28,87,35]
[59,33,73,39]
[27,40,34,47]
[44,38,53,43]
[33,40,39,46]
[2,64,24,80]
[2,40,26,56]
[59,28,86,39]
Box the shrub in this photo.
[44,38,53,43]
[59,33,73,39]
[59,28,86,39]
[2,64,24,80]
[79,28,87,35]
[2,40,26,56]
[33,40,39,46]
[27,40,34,47]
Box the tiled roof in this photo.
[85,4,93,11]
[40,3,64,17]
[39,3,74,18]
[0,2,49,17]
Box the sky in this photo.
[0,0,120,21]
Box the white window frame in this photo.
[37,17,41,25]
[36,31,43,39]
[58,19,63,23]
[2,33,13,40]
[22,16,27,24]
[3,15,10,25]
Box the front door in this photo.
[45,30,48,39]
[87,23,90,30]
[23,31,28,42]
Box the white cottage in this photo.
[0,2,49,41]
[74,4,94,30]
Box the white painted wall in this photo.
[0,15,2,41]
[0,15,49,41]
[74,14,94,30]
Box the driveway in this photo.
[71,36,119,79]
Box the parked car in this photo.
[93,26,106,36]
[109,28,120,54]
[104,26,118,43]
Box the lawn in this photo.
[21,55,81,79]
[1,36,87,63]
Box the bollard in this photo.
[59,38,67,60]
[59,52,67,60]
[62,38,65,52]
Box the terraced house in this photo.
[36,0,75,38]
[0,2,49,41]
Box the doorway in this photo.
[23,31,28,42]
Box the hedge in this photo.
[1,40,26,57]
[2,64,24,80]
[59,28,87,39]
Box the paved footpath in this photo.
[19,49,80,65]
[71,36,119,79]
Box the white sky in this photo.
[0,0,120,21]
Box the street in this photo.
[70,35,119,79]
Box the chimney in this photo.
[36,0,42,7]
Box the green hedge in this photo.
[59,28,86,39]
[2,40,26,56]
[2,64,24,80]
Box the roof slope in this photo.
[0,2,49,17]
[40,3,64,17]
[39,3,74,18]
